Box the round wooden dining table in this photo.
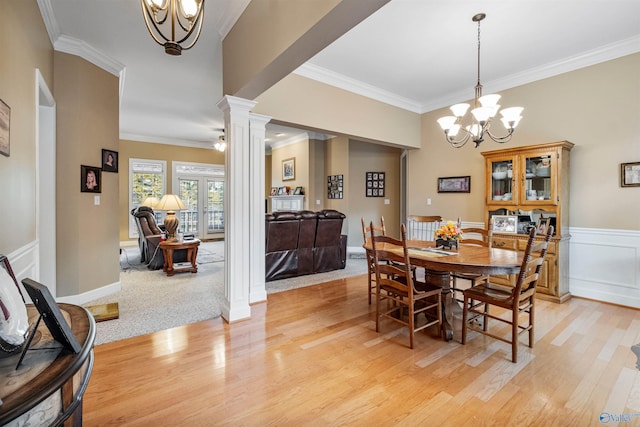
[364,240,523,340]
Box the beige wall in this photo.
[269,139,310,210]
[255,74,421,149]
[54,51,120,296]
[349,140,402,244]
[0,0,53,253]
[118,139,225,241]
[411,53,640,231]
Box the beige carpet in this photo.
[85,242,367,345]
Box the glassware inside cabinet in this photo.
[490,160,513,201]
[525,154,552,201]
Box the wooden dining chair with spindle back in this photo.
[451,218,493,299]
[406,215,442,241]
[362,216,388,304]
[461,225,554,363]
[370,223,442,349]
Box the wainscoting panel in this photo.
[7,241,39,299]
[569,227,640,308]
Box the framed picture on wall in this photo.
[282,157,295,181]
[327,174,343,199]
[80,165,102,193]
[365,171,385,197]
[437,176,471,193]
[102,149,118,173]
[621,162,640,187]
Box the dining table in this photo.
[363,239,523,341]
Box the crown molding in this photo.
[54,35,125,77]
[293,63,423,113]
[297,36,640,115]
[269,132,310,151]
[120,133,211,148]
[36,0,60,46]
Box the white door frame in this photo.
[35,69,57,295]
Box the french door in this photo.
[174,162,224,239]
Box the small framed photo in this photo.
[537,217,551,234]
[81,165,101,193]
[294,186,303,195]
[621,162,640,187]
[0,97,10,157]
[102,149,118,172]
[277,186,286,195]
[270,187,277,196]
[492,215,517,234]
[282,157,295,181]
[438,176,471,193]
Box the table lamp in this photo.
[155,194,185,242]
[140,196,159,208]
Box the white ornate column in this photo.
[216,95,256,322]
[248,113,271,303]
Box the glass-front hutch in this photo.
[482,141,574,303]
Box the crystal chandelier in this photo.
[140,0,205,56]
[437,13,523,148]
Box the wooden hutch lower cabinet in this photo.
[482,141,574,303]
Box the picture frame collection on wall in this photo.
[366,171,385,197]
[81,149,118,193]
[327,174,343,199]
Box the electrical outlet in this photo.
[427,198,432,205]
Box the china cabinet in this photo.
[481,141,574,303]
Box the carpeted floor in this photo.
[85,241,367,345]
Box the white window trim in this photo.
[129,158,167,238]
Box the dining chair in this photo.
[362,216,387,304]
[370,223,442,349]
[461,225,554,363]
[406,215,442,241]
[451,218,493,297]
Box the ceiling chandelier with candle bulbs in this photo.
[141,0,205,56]
[437,13,523,148]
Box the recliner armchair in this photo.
[131,206,187,270]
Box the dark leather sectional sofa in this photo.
[265,209,347,281]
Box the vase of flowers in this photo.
[434,221,462,250]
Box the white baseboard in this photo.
[56,281,121,305]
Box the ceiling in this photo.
[41,0,640,149]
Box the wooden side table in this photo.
[159,239,200,276]
[0,304,96,426]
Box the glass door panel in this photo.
[206,179,224,238]
[178,178,200,236]
[524,154,552,202]
[490,159,513,202]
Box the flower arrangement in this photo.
[434,221,463,241]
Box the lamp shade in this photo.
[140,196,160,208]
[155,194,185,212]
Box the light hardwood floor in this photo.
[83,275,640,426]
